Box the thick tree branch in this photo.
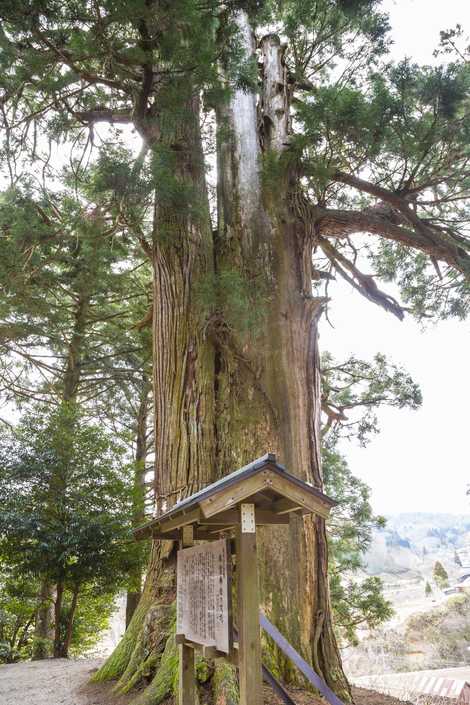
[315,206,470,277]
[73,109,133,125]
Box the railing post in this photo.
[236,503,263,705]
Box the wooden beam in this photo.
[200,510,240,524]
[268,498,301,515]
[200,508,290,526]
[236,504,262,705]
[200,471,272,518]
[268,474,332,519]
[153,529,220,542]
[160,508,201,533]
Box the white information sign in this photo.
[176,538,231,654]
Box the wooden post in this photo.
[236,503,262,705]
[178,526,195,705]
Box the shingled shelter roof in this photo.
[135,453,336,540]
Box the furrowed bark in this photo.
[95,89,216,703]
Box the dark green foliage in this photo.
[0,171,151,409]
[0,403,137,586]
[0,0,468,328]
[425,581,432,597]
[322,352,422,445]
[0,403,140,656]
[370,240,470,320]
[0,568,38,663]
[329,575,393,647]
[324,445,392,645]
[433,561,450,589]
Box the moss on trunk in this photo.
[213,661,239,705]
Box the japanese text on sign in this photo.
[176,538,231,654]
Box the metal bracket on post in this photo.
[240,503,255,533]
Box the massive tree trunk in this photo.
[96,12,350,703]
[213,16,349,697]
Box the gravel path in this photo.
[0,659,417,705]
[0,658,104,705]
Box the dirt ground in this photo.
[0,658,104,705]
[0,658,415,705]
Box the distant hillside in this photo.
[364,513,470,578]
[345,514,470,677]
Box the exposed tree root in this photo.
[131,629,178,705]
[115,602,174,694]
[213,661,239,705]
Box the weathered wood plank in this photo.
[160,508,201,533]
[178,644,195,705]
[268,473,331,519]
[178,528,195,705]
[200,508,290,525]
[199,471,272,518]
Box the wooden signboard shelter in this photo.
[135,453,336,705]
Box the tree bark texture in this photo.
[32,582,55,660]
[96,12,350,703]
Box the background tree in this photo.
[425,581,433,598]
[324,447,393,647]
[433,561,450,590]
[0,568,38,664]
[0,173,153,654]
[320,351,419,646]
[0,404,138,658]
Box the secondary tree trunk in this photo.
[126,375,152,628]
[93,87,217,702]
[53,581,64,658]
[32,582,55,660]
[33,293,90,660]
[61,585,80,658]
[213,15,350,697]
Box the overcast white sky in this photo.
[321,0,470,516]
